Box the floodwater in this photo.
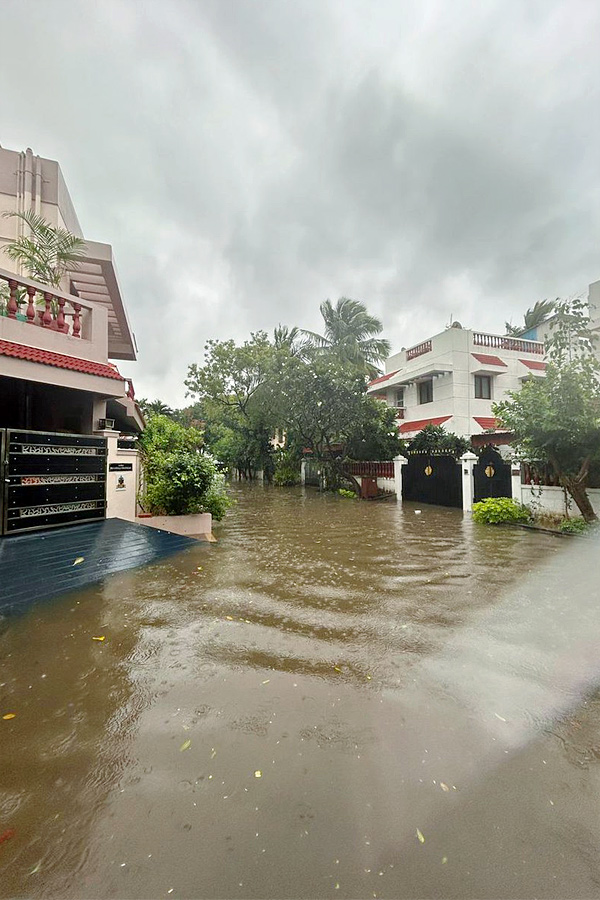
[1,485,600,899]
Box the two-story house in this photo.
[0,145,143,435]
[367,323,546,440]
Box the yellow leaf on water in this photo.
[333,666,341,672]
[197,566,203,570]
[416,828,425,843]
[442,857,448,864]
[261,679,270,685]
[72,557,84,566]
[440,782,450,792]
[2,713,16,720]
[254,770,262,778]
[180,739,191,752]
[225,616,234,621]
[92,636,105,642]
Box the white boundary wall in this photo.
[520,484,600,517]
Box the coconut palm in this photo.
[302,297,391,377]
[2,210,87,288]
[138,398,175,418]
[273,324,309,357]
[505,299,556,336]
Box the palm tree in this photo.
[302,297,391,377]
[273,324,309,357]
[138,398,175,418]
[2,210,87,288]
[505,299,556,336]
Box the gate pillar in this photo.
[393,455,408,502]
[511,459,522,504]
[300,459,306,486]
[460,451,478,512]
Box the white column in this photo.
[300,459,306,485]
[394,455,408,502]
[511,459,522,504]
[94,427,120,518]
[460,451,478,512]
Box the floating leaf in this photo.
[261,679,270,685]
[92,636,105,642]
[416,828,425,843]
[225,616,234,621]
[2,713,16,720]
[333,666,341,672]
[28,860,42,875]
[0,829,15,845]
[72,557,85,566]
[442,857,448,864]
[210,748,217,759]
[494,713,507,722]
[180,739,191,752]
[254,770,262,778]
[197,566,203,570]
[440,782,450,792]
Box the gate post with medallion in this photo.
[511,459,522,504]
[460,451,478,512]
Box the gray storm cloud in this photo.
[1,0,599,404]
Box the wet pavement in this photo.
[1,483,600,899]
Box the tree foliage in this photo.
[409,423,469,458]
[505,298,556,336]
[495,297,600,522]
[302,297,390,377]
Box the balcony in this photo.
[0,266,110,363]
[406,339,432,360]
[472,331,544,355]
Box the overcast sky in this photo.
[1,0,599,405]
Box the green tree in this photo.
[409,423,469,458]
[505,299,556,336]
[2,210,87,288]
[302,297,390,377]
[138,398,175,419]
[185,333,282,479]
[495,297,600,522]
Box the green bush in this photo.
[559,517,588,534]
[337,488,357,499]
[273,450,301,486]
[472,497,531,525]
[143,452,215,516]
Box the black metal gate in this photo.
[1,429,107,535]
[473,446,512,502]
[402,452,462,508]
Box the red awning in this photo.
[0,339,124,381]
[473,416,498,430]
[471,353,507,367]
[399,415,452,434]
[519,358,546,371]
[368,369,399,387]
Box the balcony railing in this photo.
[473,332,544,355]
[394,406,405,419]
[0,268,87,338]
[406,339,432,360]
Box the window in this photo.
[475,374,492,399]
[394,389,405,408]
[418,379,433,404]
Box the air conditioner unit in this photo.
[98,418,116,430]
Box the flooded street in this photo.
[1,483,600,899]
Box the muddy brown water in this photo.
[1,484,600,899]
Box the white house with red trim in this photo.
[367,323,546,440]
[0,145,143,435]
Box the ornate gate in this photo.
[1,429,107,535]
[402,452,462,508]
[473,446,511,503]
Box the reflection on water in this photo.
[1,484,600,898]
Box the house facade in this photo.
[0,145,143,435]
[367,323,546,440]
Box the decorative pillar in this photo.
[393,455,408,502]
[511,459,522,505]
[460,451,478,512]
[94,425,119,519]
[300,458,306,485]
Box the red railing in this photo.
[0,269,84,337]
[406,339,432,360]
[346,461,394,479]
[473,332,544,355]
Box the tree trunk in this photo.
[561,475,598,523]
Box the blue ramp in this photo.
[0,518,196,615]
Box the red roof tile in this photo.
[0,340,124,381]
[473,416,498,430]
[472,353,507,367]
[519,358,546,371]
[399,415,452,434]
[368,369,399,387]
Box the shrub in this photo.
[337,488,357,499]
[273,451,301,486]
[472,497,531,525]
[143,452,215,516]
[559,517,588,534]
